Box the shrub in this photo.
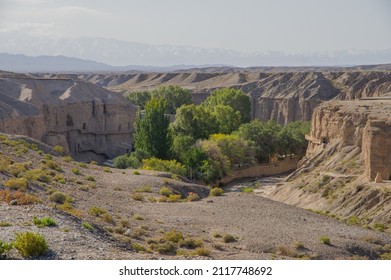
[33,217,57,228]
[102,213,114,224]
[131,193,144,201]
[133,170,140,175]
[49,191,67,204]
[142,158,186,176]
[168,194,182,202]
[159,187,173,197]
[210,187,224,197]
[134,185,152,193]
[294,241,305,250]
[88,206,107,217]
[44,160,62,172]
[222,234,236,243]
[0,221,12,227]
[319,236,331,245]
[132,242,146,252]
[63,156,73,162]
[0,240,13,259]
[179,238,203,249]
[3,178,28,192]
[53,174,66,184]
[156,242,177,255]
[164,230,184,243]
[53,145,64,154]
[193,247,211,256]
[82,222,93,232]
[133,214,144,221]
[0,190,40,205]
[71,168,81,175]
[85,175,95,181]
[186,192,200,202]
[241,187,254,193]
[14,232,48,258]
[90,161,97,165]
[103,167,112,173]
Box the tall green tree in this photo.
[126,91,151,109]
[203,88,251,123]
[151,85,192,114]
[134,98,172,159]
[171,104,218,139]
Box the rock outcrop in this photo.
[0,72,137,162]
[49,70,391,125]
[269,99,391,226]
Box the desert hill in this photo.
[47,70,391,125]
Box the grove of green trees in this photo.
[115,86,310,184]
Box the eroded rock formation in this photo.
[0,73,137,162]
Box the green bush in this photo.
[159,187,173,197]
[71,168,81,175]
[319,236,331,245]
[14,232,48,258]
[82,222,93,232]
[210,187,224,197]
[164,230,184,243]
[241,187,254,193]
[3,178,28,192]
[186,192,201,202]
[53,145,64,154]
[142,158,186,176]
[33,217,57,228]
[222,234,236,243]
[0,240,13,259]
[131,193,144,201]
[133,170,140,175]
[49,191,67,204]
[85,175,95,181]
[88,206,107,217]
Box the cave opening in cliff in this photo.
[66,114,74,127]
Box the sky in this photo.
[0,0,390,54]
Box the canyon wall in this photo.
[0,73,137,162]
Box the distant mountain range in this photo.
[0,32,391,69]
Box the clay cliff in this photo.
[269,99,391,227]
[49,70,391,125]
[0,72,137,162]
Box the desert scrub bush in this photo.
[164,230,184,243]
[209,187,224,197]
[294,241,305,250]
[7,162,28,177]
[102,213,115,224]
[85,175,95,181]
[62,156,74,162]
[23,168,51,183]
[52,145,64,155]
[186,192,200,202]
[0,190,40,205]
[373,223,386,232]
[319,236,331,245]
[103,167,112,173]
[78,162,87,168]
[380,252,391,260]
[133,170,140,175]
[3,178,28,192]
[14,231,48,258]
[142,158,186,176]
[33,217,57,228]
[57,203,83,219]
[90,161,97,165]
[82,222,93,232]
[49,191,67,204]
[212,232,222,238]
[119,219,130,228]
[132,242,146,252]
[0,221,12,227]
[78,186,89,192]
[131,193,145,201]
[0,240,13,260]
[43,160,62,172]
[134,185,152,193]
[130,228,146,239]
[193,247,211,256]
[179,238,203,249]
[241,187,254,193]
[53,174,66,184]
[277,245,295,257]
[155,242,177,255]
[133,214,144,221]
[222,234,236,243]
[71,168,81,175]
[158,187,173,197]
[88,206,107,217]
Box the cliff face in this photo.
[0,74,137,162]
[56,70,391,125]
[269,99,391,226]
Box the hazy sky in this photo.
[0,0,390,53]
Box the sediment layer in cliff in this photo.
[0,74,137,162]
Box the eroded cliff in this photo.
[0,73,137,161]
[269,99,391,228]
